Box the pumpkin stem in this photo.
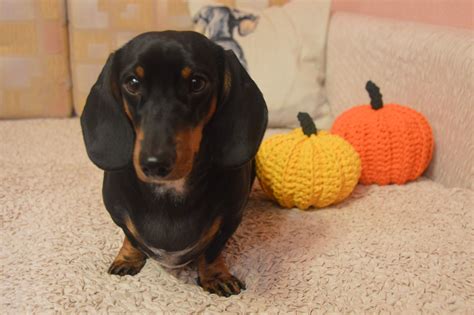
[297,112,317,136]
[366,80,383,110]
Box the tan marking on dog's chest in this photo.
[124,215,222,268]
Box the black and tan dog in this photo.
[80,31,267,297]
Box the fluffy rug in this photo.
[1,119,473,313]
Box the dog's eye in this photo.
[125,77,141,95]
[190,75,206,93]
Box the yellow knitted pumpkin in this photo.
[256,112,361,210]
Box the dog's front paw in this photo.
[108,236,147,276]
[108,258,146,276]
[197,273,246,297]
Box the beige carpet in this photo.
[1,118,473,313]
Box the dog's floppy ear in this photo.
[80,53,134,171]
[208,50,268,168]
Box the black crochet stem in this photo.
[366,80,384,110]
[297,112,317,136]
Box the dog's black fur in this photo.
[80,31,267,296]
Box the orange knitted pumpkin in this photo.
[331,81,434,185]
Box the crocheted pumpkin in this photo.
[331,81,434,185]
[256,113,361,210]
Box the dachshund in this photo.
[193,6,259,69]
[80,31,268,297]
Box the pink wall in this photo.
[332,0,474,30]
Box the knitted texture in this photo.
[256,129,361,210]
[331,104,434,185]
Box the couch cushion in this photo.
[1,118,472,312]
[325,13,473,189]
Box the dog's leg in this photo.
[108,236,147,276]
[196,213,246,296]
[197,252,245,297]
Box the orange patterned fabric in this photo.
[331,104,434,185]
[67,0,193,115]
[0,0,72,118]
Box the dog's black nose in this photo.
[141,156,172,177]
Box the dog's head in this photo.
[81,31,267,183]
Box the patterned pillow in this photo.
[189,0,333,128]
[68,0,193,115]
[0,0,72,118]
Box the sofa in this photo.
[1,10,473,315]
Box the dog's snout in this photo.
[141,154,173,178]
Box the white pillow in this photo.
[189,0,333,128]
